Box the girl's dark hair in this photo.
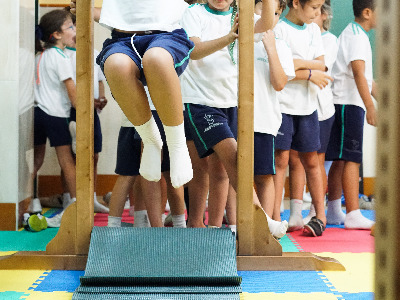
[35,9,71,53]
[353,0,375,18]
[255,0,262,4]
[287,0,308,8]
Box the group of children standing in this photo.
[30,0,376,238]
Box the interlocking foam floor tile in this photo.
[0,251,17,257]
[0,229,59,251]
[319,253,374,293]
[0,271,48,292]
[338,292,374,299]
[20,291,73,299]
[33,271,84,293]
[279,235,300,252]
[288,228,374,253]
[238,271,332,293]
[0,291,27,300]
[240,292,339,299]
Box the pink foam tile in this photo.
[288,228,374,253]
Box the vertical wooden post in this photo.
[75,0,94,254]
[375,0,400,299]
[236,0,256,255]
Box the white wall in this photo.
[0,0,35,208]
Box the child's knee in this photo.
[142,48,173,69]
[104,54,139,78]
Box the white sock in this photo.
[94,193,109,213]
[303,204,316,224]
[326,198,345,225]
[63,197,76,210]
[163,123,193,188]
[345,209,374,229]
[265,213,288,238]
[134,210,151,228]
[129,205,135,217]
[135,116,163,182]
[288,199,304,231]
[162,213,167,223]
[62,193,73,209]
[229,225,237,236]
[172,214,186,228]
[108,216,122,227]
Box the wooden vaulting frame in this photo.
[1,0,348,271]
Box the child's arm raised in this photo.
[352,60,377,126]
[189,14,238,60]
[262,31,287,91]
[254,0,274,33]
[64,78,77,108]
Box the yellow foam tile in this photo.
[241,292,339,300]
[0,251,17,257]
[0,270,48,292]
[319,252,375,293]
[21,291,73,299]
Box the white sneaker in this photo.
[69,121,76,154]
[28,198,42,214]
[46,211,64,228]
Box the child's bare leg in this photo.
[160,174,168,216]
[273,150,289,221]
[207,153,229,227]
[226,185,237,234]
[326,160,346,224]
[254,175,275,217]
[288,150,306,231]
[299,152,326,225]
[343,161,374,229]
[55,145,76,199]
[139,177,163,227]
[104,54,162,182]
[186,141,208,228]
[143,48,193,188]
[93,153,109,213]
[163,172,186,228]
[108,175,136,227]
[33,144,46,179]
[213,138,288,238]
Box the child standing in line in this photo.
[253,0,296,219]
[325,0,377,229]
[70,0,194,189]
[181,0,288,238]
[287,1,339,224]
[273,0,332,236]
[33,10,77,228]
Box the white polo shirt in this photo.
[99,0,188,32]
[274,18,325,116]
[34,47,74,118]
[254,38,295,136]
[317,31,338,121]
[331,22,373,110]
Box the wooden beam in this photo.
[375,0,400,299]
[75,0,94,255]
[237,253,345,271]
[0,252,87,270]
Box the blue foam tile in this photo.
[0,291,27,299]
[338,292,374,299]
[238,271,333,293]
[33,270,84,293]
[281,209,375,229]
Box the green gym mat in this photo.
[72,227,241,299]
[0,228,59,251]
